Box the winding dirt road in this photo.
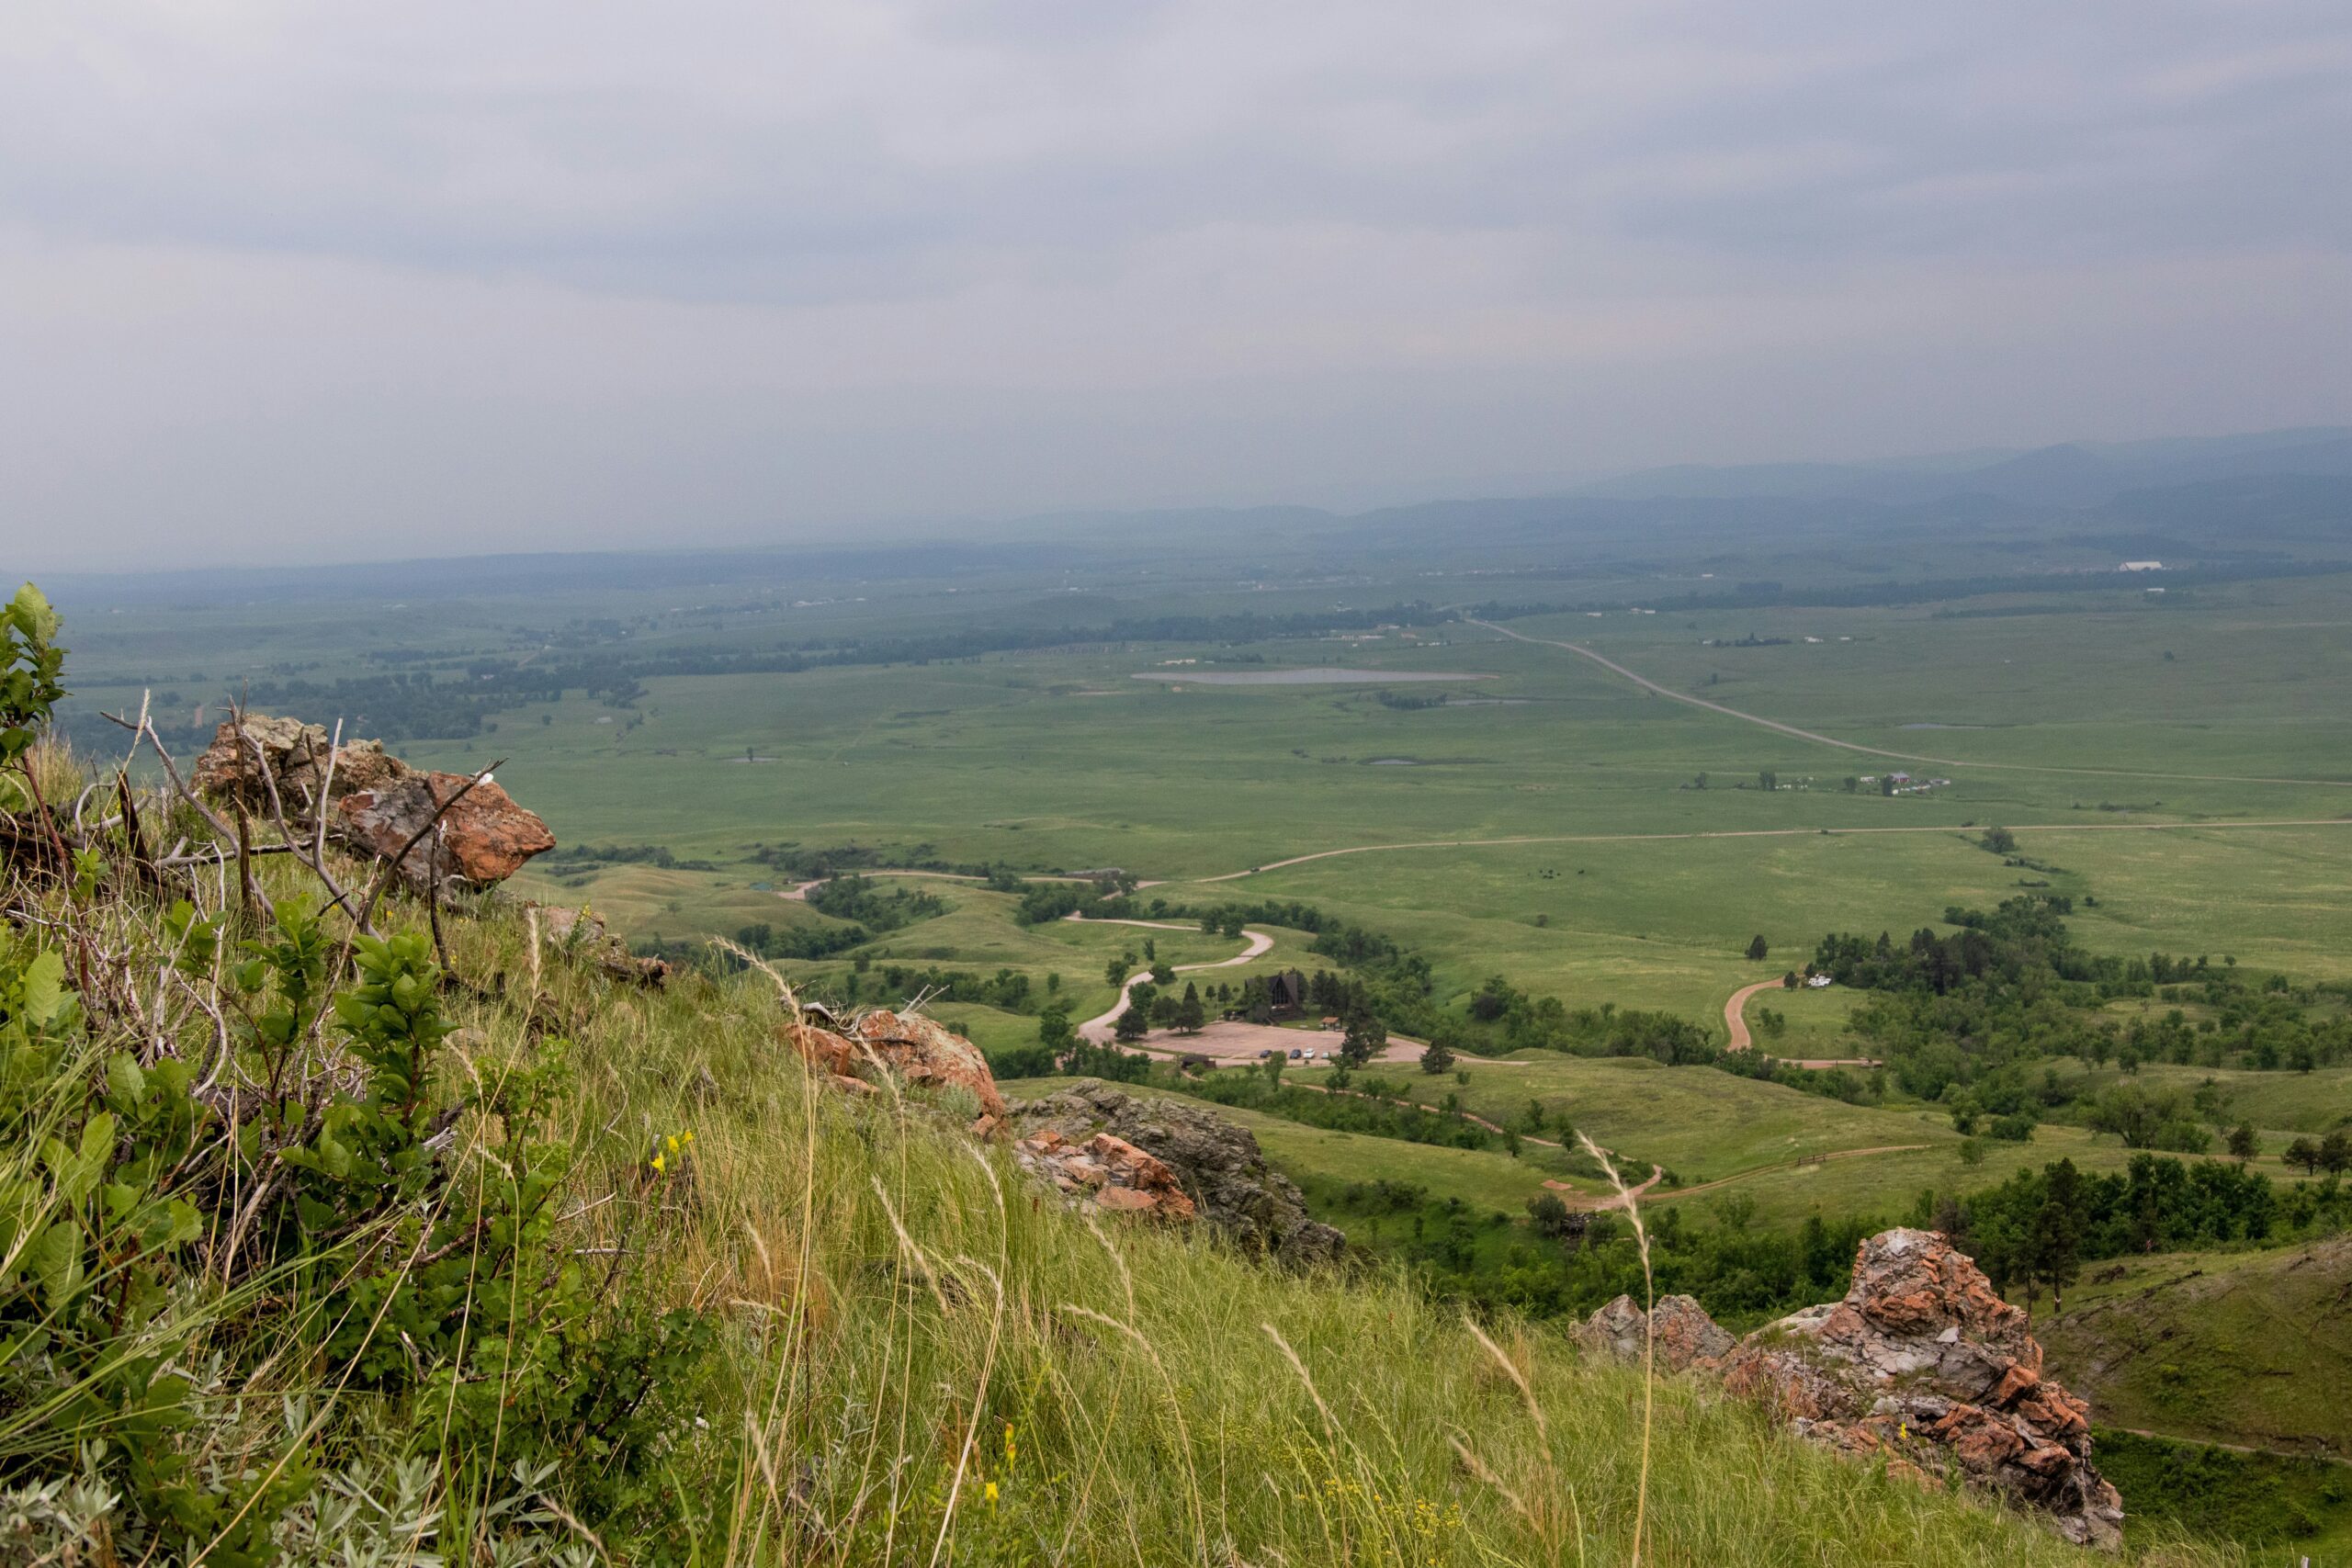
[1075,919,1278,1043]
[1724,976,1883,1068]
[1722,977,1781,1051]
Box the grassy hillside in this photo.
[9,847,2232,1564]
[2035,1239,2352,1454]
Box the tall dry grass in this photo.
[425,901,2247,1567]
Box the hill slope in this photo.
[2035,1239,2352,1455]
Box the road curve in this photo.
[1469,617,2351,790]
[1723,977,1781,1051]
[1076,921,1279,1043]
[1724,976,1883,1067]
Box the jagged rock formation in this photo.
[1579,1228,2124,1550]
[1006,1079,1346,1268]
[190,716,555,891]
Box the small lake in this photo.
[1131,668,1492,686]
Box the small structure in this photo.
[1264,969,1310,1019]
[2119,559,2165,572]
[1806,974,1834,989]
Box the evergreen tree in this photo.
[2226,1122,2259,1164]
[1746,933,1769,962]
[1419,1037,1456,1076]
[1339,1009,1387,1068]
[1113,1005,1149,1043]
[2030,1159,2086,1316]
[1036,1004,1075,1056]
[1175,982,1205,1034]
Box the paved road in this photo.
[1469,616,2352,790]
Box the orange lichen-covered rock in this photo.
[847,1009,1007,1118]
[1580,1229,2124,1550]
[337,772,556,889]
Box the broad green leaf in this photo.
[27,1220,82,1311]
[19,950,63,1025]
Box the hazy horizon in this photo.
[6,2,2350,572]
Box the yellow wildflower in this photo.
[650,1154,666,1173]
[984,1481,999,1507]
[666,1134,680,1154]
[681,1130,695,1144]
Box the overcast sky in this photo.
[5,1,2349,570]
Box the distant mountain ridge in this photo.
[1576,427,2352,510]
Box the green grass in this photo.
[2096,1429,2352,1561]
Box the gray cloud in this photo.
[3,1,2348,568]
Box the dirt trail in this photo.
[1723,976,1882,1068]
[1076,921,1282,1044]
[1724,978,1779,1051]
[1469,617,2352,790]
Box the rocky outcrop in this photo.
[1578,1228,2123,1550]
[190,716,555,892]
[780,1007,1006,1127]
[1013,1127,1197,1220]
[1005,1080,1345,1267]
[190,716,407,810]
[1578,1292,1733,1372]
[537,904,669,987]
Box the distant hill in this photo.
[1577,426,2352,511]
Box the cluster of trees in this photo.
[1936,1154,2352,1314]
[857,960,1043,1014]
[802,874,947,931]
[1182,1072,1500,1152]
[1814,897,2352,1108]
[723,921,871,962]
[1112,979,1209,1040]
[747,840,949,880]
[1328,1174,1889,1325]
[1012,874,1141,925]
[541,841,718,871]
[1464,977,1716,1064]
